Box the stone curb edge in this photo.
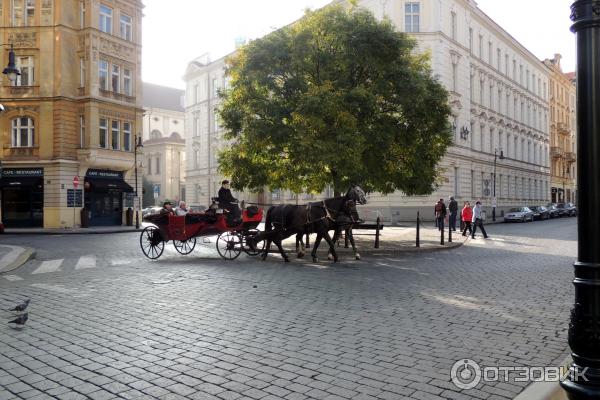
[0,247,35,274]
[513,355,571,400]
[3,229,141,235]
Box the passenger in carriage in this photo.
[175,201,189,216]
[160,200,176,215]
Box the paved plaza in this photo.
[0,218,577,400]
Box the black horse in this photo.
[253,186,367,262]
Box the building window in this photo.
[123,68,132,96]
[123,122,131,151]
[213,111,219,132]
[469,28,473,52]
[111,64,120,93]
[212,78,219,98]
[194,150,200,169]
[454,166,459,196]
[120,14,132,41]
[12,0,35,27]
[99,59,109,90]
[146,158,152,175]
[405,3,420,33]
[80,116,85,148]
[451,12,456,40]
[479,35,483,58]
[452,63,457,92]
[497,49,501,71]
[15,56,34,86]
[111,120,120,150]
[505,54,509,76]
[488,42,492,64]
[11,117,34,147]
[99,118,108,148]
[99,5,112,34]
[79,57,85,87]
[471,170,475,197]
[155,157,160,175]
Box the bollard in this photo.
[440,223,445,245]
[448,221,452,243]
[374,216,381,249]
[416,212,420,248]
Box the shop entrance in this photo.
[88,190,123,226]
[1,179,44,228]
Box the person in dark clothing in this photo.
[448,196,458,231]
[434,198,447,232]
[218,180,241,225]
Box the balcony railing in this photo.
[565,152,576,162]
[551,146,564,158]
[557,122,570,135]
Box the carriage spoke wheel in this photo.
[242,229,265,256]
[216,231,242,260]
[140,226,165,259]
[173,237,197,255]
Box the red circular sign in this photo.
[73,176,79,189]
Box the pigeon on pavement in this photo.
[9,299,30,313]
[8,312,28,327]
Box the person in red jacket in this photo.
[461,201,473,237]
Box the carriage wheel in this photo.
[140,226,165,259]
[173,237,197,255]
[216,231,242,260]
[242,229,265,256]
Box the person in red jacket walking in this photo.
[461,201,473,237]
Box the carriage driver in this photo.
[218,180,241,225]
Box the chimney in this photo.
[554,53,562,68]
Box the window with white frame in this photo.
[111,120,120,150]
[80,0,86,28]
[15,56,34,86]
[79,115,85,148]
[99,118,108,148]
[12,0,35,27]
[11,117,34,147]
[99,59,109,90]
[79,57,85,87]
[120,14,132,41]
[405,3,420,33]
[123,122,131,151]
[99,5,112,34]
[111,64,120,92]
[123,68,132,96]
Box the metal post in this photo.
[416,211,420,248]
[561,2,600,398]
[374,216,380,249]
[134,134,140,230]
[440,222,444,245]
[493,150,497,222]
[448,220,452,243]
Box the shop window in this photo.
[11,117,34,147]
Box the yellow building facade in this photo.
[0,0,144,228]
[543,54,577,204]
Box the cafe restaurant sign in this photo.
[2,168,44,177]
[86,169,123,179]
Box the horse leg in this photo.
[296,233,306,258]
[261,238,272,260]
[328,227,341,260]
[274,239,289,262]
[348,227,360,260]
[311,234,323,263]
[323,231,338,263]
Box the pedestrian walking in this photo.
[448,196,458,231]
[461,201,473,236]
[471,201,489,239]
[434,198,447,232]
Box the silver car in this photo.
[504,207,534,222]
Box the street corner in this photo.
[0,245,35,274]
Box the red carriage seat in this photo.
[167,215,187,241]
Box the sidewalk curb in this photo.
[0,247,35,274]
[276,240,465,256]
[513,355,570,400]
[3,228,141,235]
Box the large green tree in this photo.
[218,3,452,195]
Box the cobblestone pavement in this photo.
[0,217,577,400]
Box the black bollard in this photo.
[561,2,600,398]
[448,221,452,243]
[440,222,444,245]
[416,211,421,248]
[374,216,380,249]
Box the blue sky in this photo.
[142,0,576,89]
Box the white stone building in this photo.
[184,0,552,221]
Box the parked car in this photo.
[528,206,550,220]
[545,204,561,218]
[555,203,571,217]
[504,207,535,222]
[565,202,577,216]
[142,206,162,217]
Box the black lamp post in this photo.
[2,44,20,83]
[492,148,504,222]
[561,2,600,399]
[134,134,143,229]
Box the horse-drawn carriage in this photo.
[140,205,264,260]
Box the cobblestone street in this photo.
[0,218,577,400]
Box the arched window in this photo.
[150,129,162,139]
[12,117,35,147]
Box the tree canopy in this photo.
[218,3,452,195]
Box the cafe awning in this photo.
[85,178,134,192]
[0,177,43,188]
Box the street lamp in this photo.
[134,134,143,229]
[2,44,21,83]
[560,2,600,399]
[492,148,504,222]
